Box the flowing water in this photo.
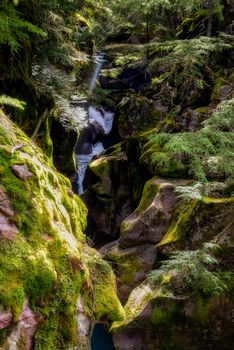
[76,106,114,194]
[75,54,116,348]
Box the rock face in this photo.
[0,110,124,349]
[11,164,34,181]
[112,281,234,350]
[109,186,234,350]
[100,241,157,303]
[82,144,134,245]
[119,178,189,247]
[7,301,38,350]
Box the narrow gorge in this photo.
[0,1,234,349]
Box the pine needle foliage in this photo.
[149,243,230,297]
[147,35,233,93]
[0,0,46,53]
[142,98,234,181]
[0,95,26,110]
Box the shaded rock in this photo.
[100,65,151,93]
[50,118,78,176]
[82,145,134,245]
[118,96,164,139]
[75,122,104,155]
[101,241,157,303]
[157,196,234,255]
[112,281,234,350]
[119,178,188,248]
[0,312,12,330]
[11,164,34,181]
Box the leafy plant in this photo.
[149,243,229,296]
[0,95,26,110]
[142,98,234,181]
[0,0,46,53]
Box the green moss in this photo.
[203,196,234,204]
[89,156,111,178]
[151,308,171,325]
[85,257,125,322]
[111,282,154,331]
[193,296,213,324]
[135,177,159,215]
[195,106,210,114]
[157,199,198,247]
[211,77,225,100]
[0,111,123,348]
[40,118,53,158]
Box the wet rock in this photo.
[75,123,104,155]
[11,164,34,181]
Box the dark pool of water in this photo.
[91,323,115,350]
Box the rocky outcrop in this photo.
[100,241,157,303]
[82,144,134,245]
[108,181,234,349]
[112,280,234,350]
[0,109,124,349]
[119,178,189,247]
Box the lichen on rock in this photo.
[0,110,124,349]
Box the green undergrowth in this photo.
[149,243,231,297]
[147,34,233,95]
[0,110,124,348]
[141,98,234,181]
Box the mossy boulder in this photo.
[157,196,234,255]
[119,178,190,248]
[0,110,124,349]
[100,241,157,303]
[111,241,234,350]
[112,279,234,350]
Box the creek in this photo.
[76,105,114,194]
[74,53,116,349]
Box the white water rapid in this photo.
[76,106,114,194]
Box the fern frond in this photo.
[0,95,26,110]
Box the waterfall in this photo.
[76,106,114,195]
[88,53,105,95]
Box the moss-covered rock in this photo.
[100,241,157,303]
[0,110,124,349]
[119,178,190,248]
[157,196,234,255]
